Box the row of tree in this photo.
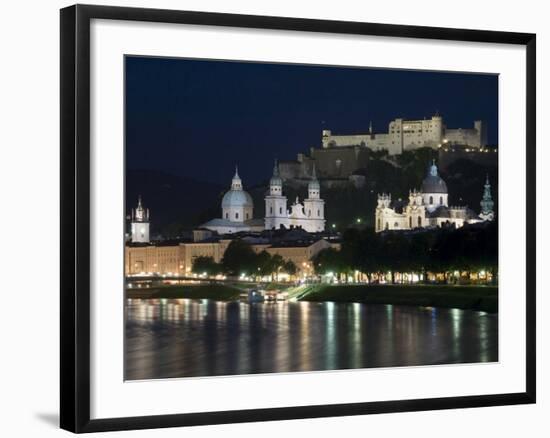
[192,240,297,280]
[313,221,498,284]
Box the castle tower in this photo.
[265,160,289,230]
[131,195,150,243]
[479,174,495,221]
[474,120,488,147]
[303,164,325,232]
[431,113,444,146]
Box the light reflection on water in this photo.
[125,298,498,380]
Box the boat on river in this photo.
[241,289,289,303]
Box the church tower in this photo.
[303,164,325,232]
[264,160,289,230]
[479,174,495,221]
[405,189,426,229]
[131,196,150,243]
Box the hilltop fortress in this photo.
[322,114,487,155]
[279,114,491,183]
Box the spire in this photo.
[133,195,148,222]
[480,174,494,219]
[369,121,373,134]
[429,159,438,176]
[483,175,493,202]
[231,165,243,190]
[272,159,279,177]
[269,159,282,194]
[308,163,320,198]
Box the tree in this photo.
[408,232,432,283]
[255,250,273,279]
[191,256,222,277]
[269,254,286,281]
[283,260,297,276]
[379,232,410,283]
[312,247,350,280]
[355,228,383,282]
[221,240,257,276]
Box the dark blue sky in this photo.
[126,56,498,186]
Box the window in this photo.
[394,222,399,228]
[385,222,389,230]
[279,207,283,214]
[377,218,381,230]
[246,213,249,219]
[429,196,433,204]
[439,196,443,205]
[409,217,412,228]
[317,209,320,217]
[235,212,239,219]
[270,207,273,214]
[418,216,422,227]
[225,213,228,219]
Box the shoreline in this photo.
[299,284,497,313]
[126,283,497,313]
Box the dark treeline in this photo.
[192,240,297,280]
[313,221,498,284]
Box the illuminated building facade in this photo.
[375,161,494,232]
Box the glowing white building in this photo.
[265,161,325,232]
[375,161,494,232]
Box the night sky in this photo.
[126,56,498,186]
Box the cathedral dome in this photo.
[421,161,447,194]
[222,189,253,208]
[222,167,253,208]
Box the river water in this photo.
[125,299,498,380]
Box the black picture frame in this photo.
[60,4,536,433]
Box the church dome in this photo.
[221,166,253,208]
[222,189,253,208]
[421,161,448,194]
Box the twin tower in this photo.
[265,160,325,233]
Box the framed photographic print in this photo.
[60,4,536,433]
